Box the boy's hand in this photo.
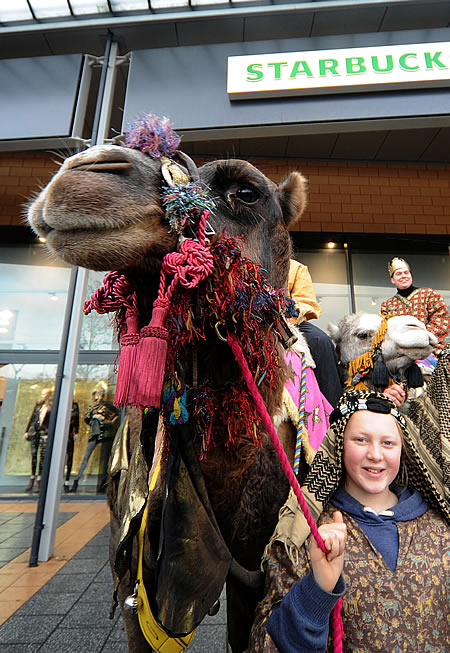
[309,511,347,593]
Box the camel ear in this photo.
[328,323,341,344]
[278,172,307,227]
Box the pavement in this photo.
[0,501,229,652]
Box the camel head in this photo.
[328,312,437,383]
[27,115,307,293]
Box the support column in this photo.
[30,35,119,565]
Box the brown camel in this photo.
[27,115,314,652]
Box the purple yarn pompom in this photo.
[124,114,181,158]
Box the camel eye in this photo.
[356,331,371,340]
[236,186,259,204]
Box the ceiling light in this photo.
[326,241,336,249]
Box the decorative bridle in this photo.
[343,316,390,390]
[343,315,424,392]
[86,114,343,652]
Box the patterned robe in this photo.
[249,505,450,653]
[380,287,449,352]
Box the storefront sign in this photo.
[227,42,450,100]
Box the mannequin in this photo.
[24,387,52,493]
[69,388,119,493]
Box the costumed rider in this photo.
[249,389,449,653]
[69,388,120,493]
[288,258,343,407]
[381,257,449,374]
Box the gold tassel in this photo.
[371,317,388,351]
[346,317,390,384]
[347,350,372,379]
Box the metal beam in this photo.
[31,33,119,565]
[0,0,446,35]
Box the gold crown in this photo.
[388,257,410,277]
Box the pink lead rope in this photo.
[227,332,344,653]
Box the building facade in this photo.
[0,1,449,512]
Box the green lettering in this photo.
[371,54,394,73]
[267,62,288,79]
[399,53,419,71]
[289,60,313,78]
[246,63,263,82]
[424,51,447,70]
[319,59,339,76]
[346,57,366,74]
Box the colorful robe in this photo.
[249,506,450,652]
[381,287,449,352]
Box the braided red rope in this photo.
[134,209,214,408]
[84,271,137,317]
[227,333,343,653]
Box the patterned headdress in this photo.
[265,389,449,564]
[388,257,410,277]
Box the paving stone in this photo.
[188,623,229,652]
[0,535,32,548]
[38,627,112,653]
[72,545,109,561]
[16,591,80,616]
[0,615,62,644]
[0,645,40,652]
[58,557,107,575]
[81,581,113,603]
[0,548,25,562]
[94,564,114,583]
[41,573,92,594]
[99,642,129,653]
[105,619,128,643]
[58,601,112,628]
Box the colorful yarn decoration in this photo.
[162,374,188,425]
[190,386,220,457]
[162,235,293,450]
[292,353,307,476]
[124,114,180,158]
[162,182,216,235]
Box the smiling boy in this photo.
[249,390,449,653]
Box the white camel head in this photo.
[328,313,437,384]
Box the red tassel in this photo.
[114,312,140,407]
[134,301,169,408]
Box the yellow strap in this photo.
[137,458,196,652]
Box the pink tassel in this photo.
[134,300,169,408]
[114,312,140,407]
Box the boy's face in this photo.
[343,411,402,506]
[390,267,412,290]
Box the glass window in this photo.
[292,249,352,332]
[0,362,122,496]
[79,271,119,352]
[0,245,71,351]
[66,364,121,495]
[0,363,57,493]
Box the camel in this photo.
[328,312,437,391]
[27,115,330,653]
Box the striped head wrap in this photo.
[265,388,449,564]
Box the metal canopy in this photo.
[0,0,449,162]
